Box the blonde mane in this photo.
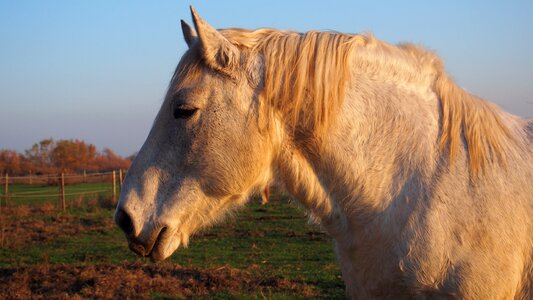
[435,71,513,175]
[210,28,512,175]
[221,28,369,139]
[395,44,513,175]
[346,40,514,175]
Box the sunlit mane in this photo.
[394,44,513,175]
[221,28,369,139]
[346,40,514,175]
[434,71,513,175]
[177,27,513,175]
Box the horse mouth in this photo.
[147,227,181,261]
[126,226,182,261]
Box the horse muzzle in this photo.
[115,207,172,260]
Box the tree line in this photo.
[0,138,133,176]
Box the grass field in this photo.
[3,182,113,206]
[0,183,345,298]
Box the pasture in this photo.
[0,183,345,299]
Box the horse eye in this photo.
[173,105,198,119]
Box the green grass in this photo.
[2,182,114,206]
[0,191,345,298]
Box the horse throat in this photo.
[274,142,350,239]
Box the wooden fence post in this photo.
[60,173,66,211]
[112,170,117,202]
[119,169,123,187]
[3,173,8,206]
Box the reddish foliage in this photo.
[0,150,22,175]
[0,139,132,175]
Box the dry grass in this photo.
[0,261,317,299]
[0,204,114,249]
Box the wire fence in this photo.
[0,170,126,210]
[0,171,119,185]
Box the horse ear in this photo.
[181,20,197,48]
[189,6,239,73]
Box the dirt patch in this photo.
[0,205,114,249]
[0,262,316,299]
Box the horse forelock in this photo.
[169,49,205,94]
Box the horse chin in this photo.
[148,228,181,262]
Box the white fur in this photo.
[116,7,533,299]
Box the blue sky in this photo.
[1,1,532,156]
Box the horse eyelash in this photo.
[173,105,198,119]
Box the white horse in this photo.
[115,7,533,299]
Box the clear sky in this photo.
[1,1,532,156]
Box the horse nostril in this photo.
[115,208,134,236]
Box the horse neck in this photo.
[274,71,442,238]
